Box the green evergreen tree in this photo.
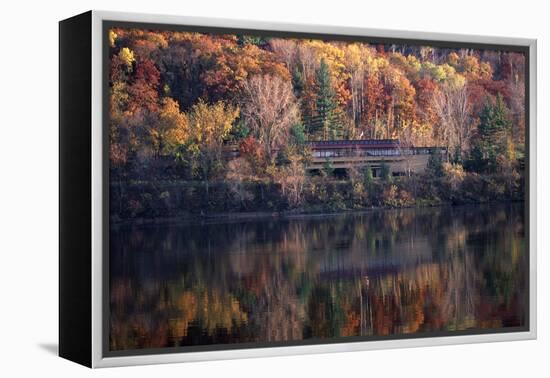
[294,63,315,134]
[465,143,485,172]
[380,162,392,183]
[292,66,305,96]
[290,123,306,146]
[479,94,511,140]
[323,158,334,177]
[470,94,512,172]
[313,58,340,140]
[229,120,250,141]
[362,165,374,187]
[275,148,291,166]
[452,146,462,165]
[238,35,268,46]
[427,150,444,177]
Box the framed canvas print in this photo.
[59,10,537,368]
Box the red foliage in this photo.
[414,78,438,125]
[239,136,265,165]
[363,75,385,125]
[110,54,126,82]
[127,59,161,113]
[202,43,289,101]
[468,79,511,116]
[134,59,160,87]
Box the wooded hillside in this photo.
[108,27,526,219]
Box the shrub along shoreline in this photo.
[110,168,524,225]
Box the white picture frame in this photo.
[60,10,537,368]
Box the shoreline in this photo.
[110,199,524,228]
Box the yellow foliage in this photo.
[443,162,466,191]
[109,29,117,47]
[462,55,479,74]
[371,56,389,73]
[507,137,516,161]
[441,64,456,78]
[303,40,351,104]
[189,100,239,146]
[447,73,466,89]
[118,47,135,69]
[110,81,129,118]
[480,61,493,80]
[344,43,372,73]
[460,55,492,80]
[170,290,247,338]
[158,98,189,147]
[406,54,422,73]
[440,64,466,88]
[145,97,189,155]
[304,40,346,70]
[447,52,460,66]
[421,61,447,82]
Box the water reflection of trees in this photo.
[110,204,527,351]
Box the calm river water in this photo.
[109,203,527,352]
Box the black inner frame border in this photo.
[102,19,531,358]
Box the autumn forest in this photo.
[107,25,528,352]
[108,27,526,220]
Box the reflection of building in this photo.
[307,139,444,176]
[318,235,433,278]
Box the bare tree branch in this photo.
[241,74,300,162]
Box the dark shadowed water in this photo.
[109,203,527,352]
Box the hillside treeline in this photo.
[108,27,525,219]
